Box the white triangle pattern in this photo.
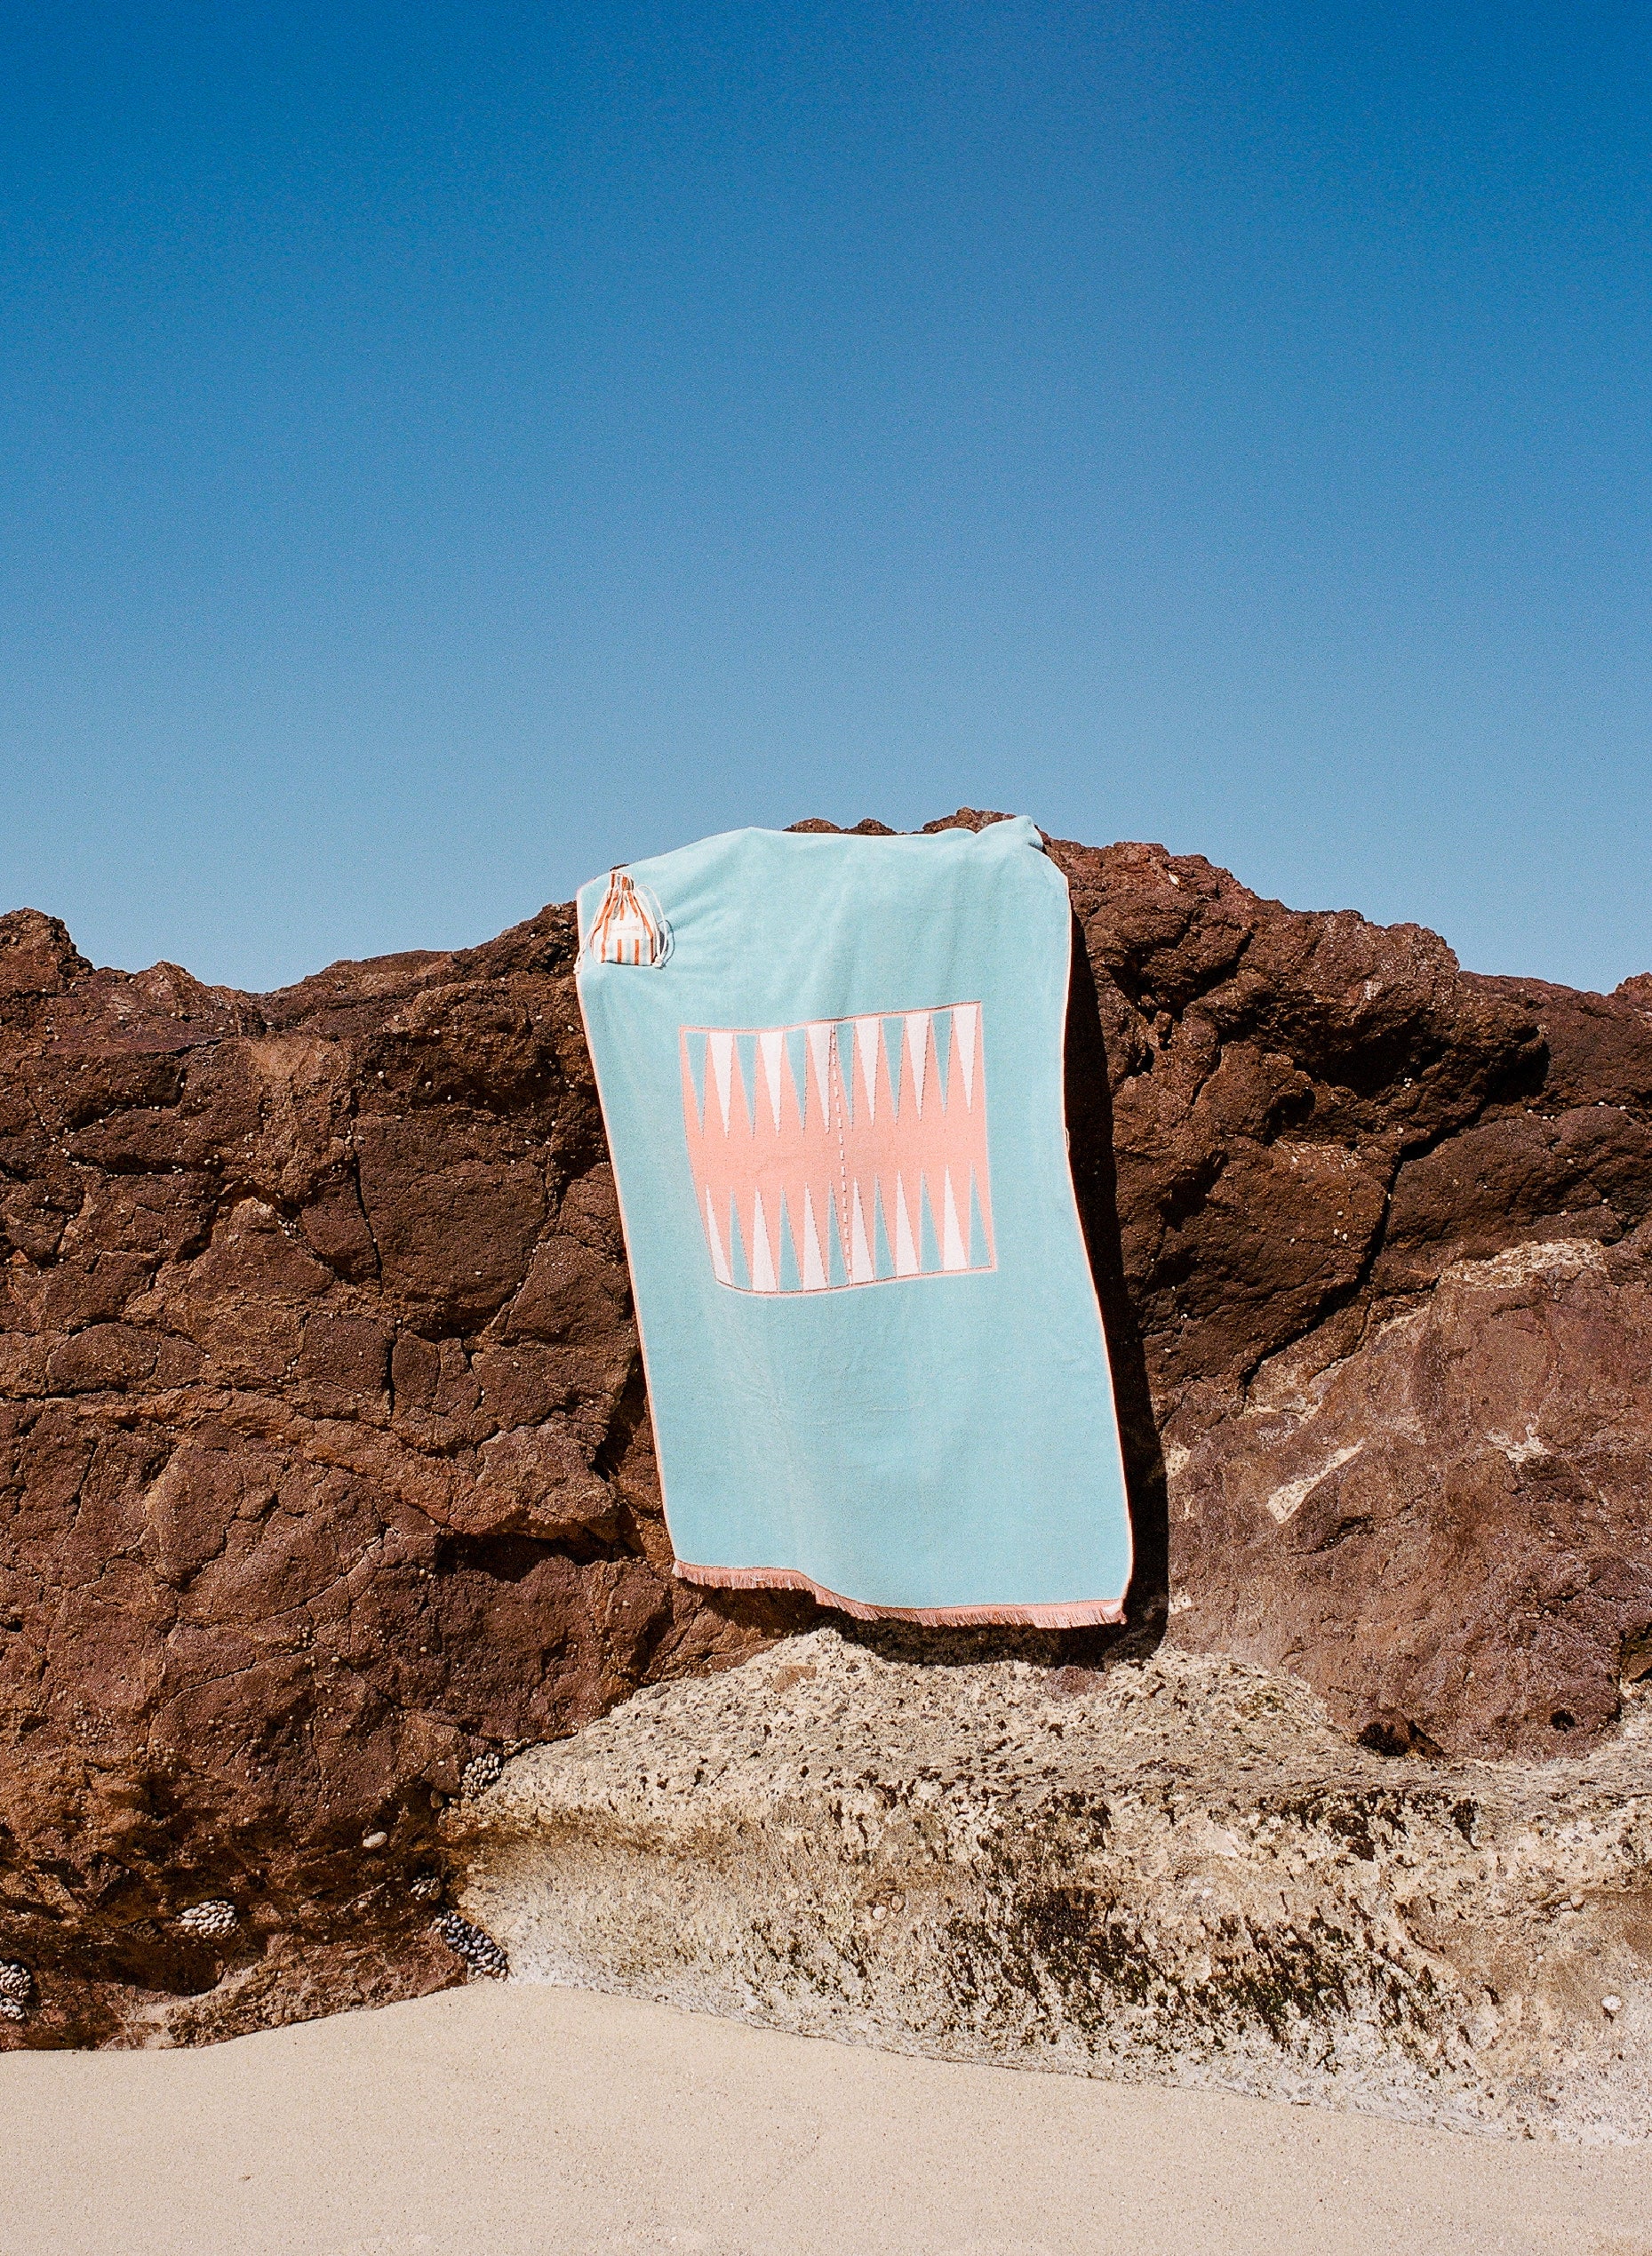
[893,1175,920,1276]
[801,1188,827,1290]
[807,1021,834,1126]
[954,1003,978,1108]
[708,1029,735,1134]
[941,1169,968,1271]
[696,1006,984,1140]
[855,1017,881,1124]
[704,1188,731,1285]
[759,1029,785,1130]
[905,1012,930,1118]
[685,1003,991,1292]
[849,1184,874,1284]
[750,1190,778,1292]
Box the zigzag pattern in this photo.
[680,1003,994,1294]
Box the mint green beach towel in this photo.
[575,817,1132,1626]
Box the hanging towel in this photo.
[574,816,1132,1626]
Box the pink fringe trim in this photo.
[673,1559,1125,1629]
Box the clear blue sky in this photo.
[3,4,1648,994]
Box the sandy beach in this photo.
[2,1983,1648,2256]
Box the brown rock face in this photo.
[0,904,796,2046]
[3,820,1650,2044]
[1050,829,1652,1763]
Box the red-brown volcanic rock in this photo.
[3,814,1650,2044]
[0,900,798,2046]
[1051,829,1652,1762]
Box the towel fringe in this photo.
[673,1558,1125,1628]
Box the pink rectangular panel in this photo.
[680,1004,994,1295]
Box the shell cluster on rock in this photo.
[461,1750,505,1800]
[433,1910,508,1979]
[0,1960,35,2020]
[175,1900,239,1939]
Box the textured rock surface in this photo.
[1050,831,1652,1760]
[0,902,794,2047]
[4,812,1652,2048]
[452,1627,1652,2141]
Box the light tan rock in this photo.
[450,1626,1652,2142]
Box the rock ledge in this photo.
[451,1628,1652,2143]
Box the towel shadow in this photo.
[695,916,1169,1678]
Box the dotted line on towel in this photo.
[832,1021,852,1276]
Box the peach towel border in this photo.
[674,1557,1125,1628]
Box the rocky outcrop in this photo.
[450,1627,1652,2142]
[3,814,1652,2048]
[0,903,796,2046]
[1053,836,1652,1760]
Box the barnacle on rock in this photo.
[407,1871,444,1903]
[434,1909,508,1978]
[176,1900,239,1939]
[461,1750,504,1799]
[0,1960,35,2018]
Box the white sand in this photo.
[2,1984,1648,2256]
